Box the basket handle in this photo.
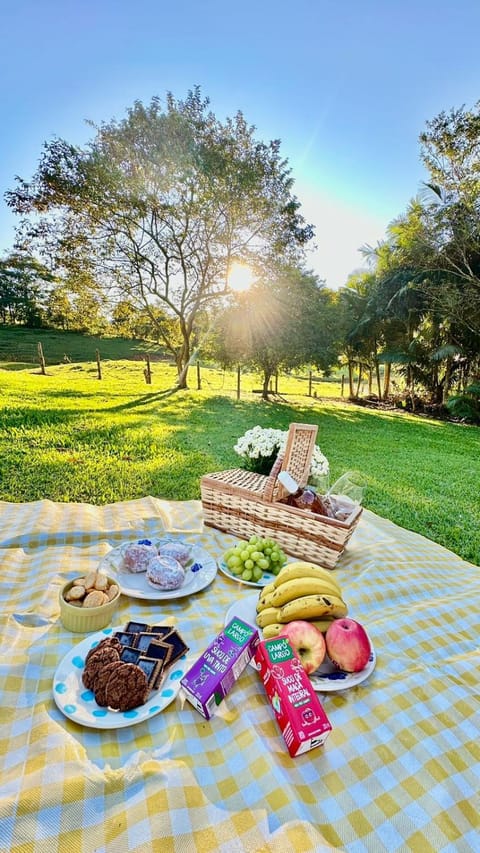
[262,422,318,503]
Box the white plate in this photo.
[52,625,188,729]
[225,595,376,692]
[98,536,217,600]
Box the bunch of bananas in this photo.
[255,561,348,639]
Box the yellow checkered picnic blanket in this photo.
[0,497,478,852]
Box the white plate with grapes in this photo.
[219,536,290,588]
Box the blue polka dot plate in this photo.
[53,625,187,728]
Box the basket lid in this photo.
[263,423,318,502]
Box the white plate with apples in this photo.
[225,595,376,692]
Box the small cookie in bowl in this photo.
[60,572,121,632]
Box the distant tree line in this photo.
[3,89,480,418]
[340,102,480,421]
[0,254,173,341]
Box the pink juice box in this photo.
[180,617,260,719]
[254,637,332,757]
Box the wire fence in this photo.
[1,336,352,399]
[6,331,410,406]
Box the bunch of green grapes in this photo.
[223,536,287,582]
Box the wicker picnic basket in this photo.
[200,422,363,569]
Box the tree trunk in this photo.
[175,345,190,388]
[375,361,382,401]
[442,358,452,404]
[176,361,189,389]
[355,363,362,397]
[432,359,439,403]
[368,368,372,395]
[262,371,272,400]
[348,361,354,397]
[175,325,192,389]
[383,362,391,398]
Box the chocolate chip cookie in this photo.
[104,663,149,711]
[93,660,126,707]
[85,636,122,665]
[82,645,120,690]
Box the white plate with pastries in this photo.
[98,536,218,600]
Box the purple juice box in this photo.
[180,617,260,719]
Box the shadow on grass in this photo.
[0,363,36,372]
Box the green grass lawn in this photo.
[1,359,479,567]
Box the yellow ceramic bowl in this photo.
[59,577,121,633]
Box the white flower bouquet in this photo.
[233,425,329,487]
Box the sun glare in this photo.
[228,262,254,293]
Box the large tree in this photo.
[209,265,340,399]
[6,88,313,387]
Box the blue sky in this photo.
[1,0,480,289]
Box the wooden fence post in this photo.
[197,362,201,390]
[308,370,312,396]
[37,342,46,375]
[144,354,152,384]
[95,349,102,380]
[237,365,241,400]
[341,375,345,397]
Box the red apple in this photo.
[278,620,326,674]
[325,618,371,673]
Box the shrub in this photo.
[446,382,480,424]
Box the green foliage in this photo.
[0,359,479,567]
[6,87,313,387]
[209,265,340,397]
[446,383,480,423]
[350,99,480,406]
[0,252,55,325]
